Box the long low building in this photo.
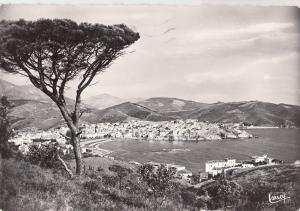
[205,155,276,176]
[205,158,237,176]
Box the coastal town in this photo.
[6,119,282,184]
[80,119,253,141]
[8,119,253,154]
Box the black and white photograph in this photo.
[0,1,299,210]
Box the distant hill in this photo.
[0,79,61,129]
[0,79,96,130]
[7,98,98,130]
[8,99,63,130]
[84,102,175,123]
[83,94,144,110]
[1,79,300,129]
[137,98,300,127]
[87,99,300,127]
[0,79,47,101]
[183,101,300,127]
[137,97,207,112]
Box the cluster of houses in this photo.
[8,127,72,155]
[8,119,253,155]
[81,119,253,141]
[205,154,280,177]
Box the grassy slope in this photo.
[68,157,137,175]
[202,164,300,190]
[0,158,152,211]
[1,158,299,211]
[231,164,300,184]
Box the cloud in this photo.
[263,74,271,81]
[181,22,294,42]
[185,71,244,84]
[0,5,299,105]
[161,27,176,35]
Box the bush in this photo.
[102,175,118,187]
[25,143,61,169]
[83,179,102,193]
[109,164,133,189]
[0,96,14,159]
[138,164,177,210]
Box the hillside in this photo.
[136,99,300,127]
[1,79,300,129]
[83,93,144,110]
[82,99,300,128]
[0,79,97,130]
[7,99,97,130]
[0,79,47,101]
[183,101,300,127]
[202,164,300,197]
[84,102,175,123]
[198,163,300,210]
[137,97,208,112]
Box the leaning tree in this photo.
[0,19,139,175]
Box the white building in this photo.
[252,154,268,163]
[166,164,186,171]
[241,163,255,168]
[199,172,209,181]
[177,169,192,181]
[205,159,237,176]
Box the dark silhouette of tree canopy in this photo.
[0,19,140,175]
[215,179,243,210]
[138,164,177,210]
[109,164,133,189]
[0,96,13,159]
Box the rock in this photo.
[237,131,253,138]
[226,133,237,139]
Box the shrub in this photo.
[83,179,102,193]
[25,143,60,169]
[138,164,177,210]
[102,174,118,187]
[0,96,14,159]
[109,164,133,189]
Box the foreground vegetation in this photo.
[1,154,299,211]
[0,157,180,211]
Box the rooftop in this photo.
[206,158,235,163]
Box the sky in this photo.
[0,4,299,105]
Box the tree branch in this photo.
[56,152,73,178]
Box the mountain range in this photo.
[1,79,299,130]
[83,94,144,110]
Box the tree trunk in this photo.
[56,102,84,175]
[71,133,84,175]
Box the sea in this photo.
[97,128,300,173]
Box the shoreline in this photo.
[246,126,280,129]
[80,137,258,168]
[81,139,115,157]
[82,136,256,143]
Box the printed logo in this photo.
[268,192,291,204]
